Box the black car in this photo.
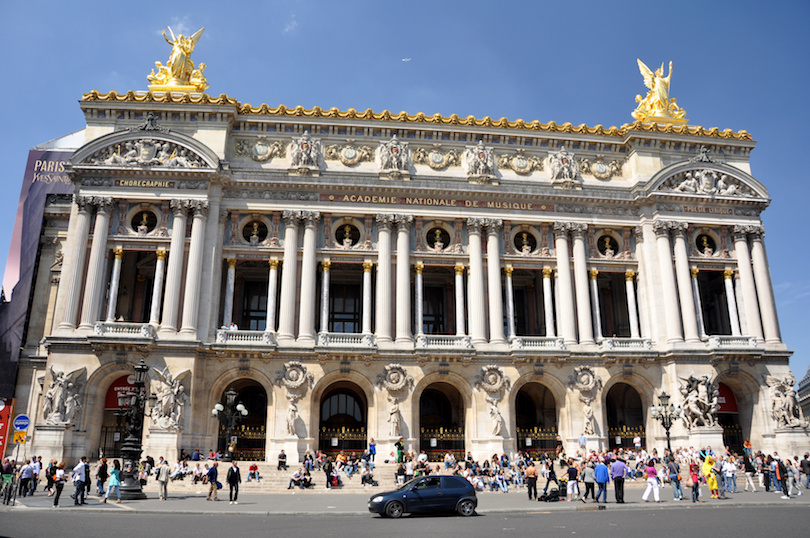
[368,475,477,518]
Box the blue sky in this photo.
[1,0,808,380]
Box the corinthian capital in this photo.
[189,200,210,218]
[748,225,765,240]
[170,199,187,214]
[376,213,395,230]
[282,210,303,226]
[670,222,689,236]
[301,211,321,227]
[394,214,413,231]
[571,223,588,239]
[467,218,486,234]
[91,196,114,214]
[552,221,572,239]
[74,194,92,213]
[732,224,753,242]
[653,220,674,236]
[483,218,503,233]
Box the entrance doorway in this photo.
[716,382,744,454]
[419,383,465,461]
[606,383,645,450]
[318,382,367,457]
[217,380,267,461]
[515,383,558,458]
[97,374,138,458]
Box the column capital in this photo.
[218,207,229,223]
[748,225,765,241]
[571,223,588,239]
[732,224,756,241]
[91,196,114,214]
[282,209,303,226]
[363,261,374,273]
[455,263,465,276]
[74,194,92,213]
[724,269,735,279]
[690,267,699,278]
[542,267,553,278]
[156,249,167,261]
[553,221,572,239]
[394,214,413,230]
[484,218,503,233]
[301,211,321,227]
[269,258,280,270]
[589,268,599,280]
[227,258,238,269]
[113,248,124,259]
[625,269,635,282]
[415,261,424,274]
[467,217,486,234]
[634,225,644,243]
[376,213,395,229]
[653,220,675,236]
[504,265,514,277]
[170,199,187,213]
[671,222,689,237]
[189,200,210,218]
[322,260,331,271]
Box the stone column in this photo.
[197,184,222,341]
[105,248,124,322]
[394,215,413,344]
[542,267,555,337]
[277,211,301,344]
[467,218,487,345]
[749,227,781,343]
[553,223,577,346]
[571,224,594,345]
[149,249,167,325]
[159,200,189,334]
[653,221,683,344]
[265,259,279,332]
[320,261,331,333]
[375,214,394,344]
[735,272,748,335]
[297,211,321,345]
[415,262,424,336]
[732,226,764,342]
[691,268,707,338]
[222,258,237,327]
[625,270,640,338]
[362,261,373,335]
[504,265,516,339]
[724,269,741,336]
[485,219,506,344]
[589,269,602,340]
[179,201,209,337]
[672,225,701,343]
[54,196,93,331]
[454,263,466,336]
[78,197,113,329]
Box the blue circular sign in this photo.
[13,414,30,430]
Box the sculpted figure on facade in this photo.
[150,366,190,430]
[664,169,754,197]
[497,149,543,176]
[679,373,719,429]
[377,364,413,437]
[631,59,686,122]
[275,362,315,438]
[42,366,86,426]
[148,26,208,92]
[235,138,285,162]
[413,146,460,170]
[286,394,300,437]
[765,374,808,429]
[488,397,504,437]
[387,396,403,437]
[289,131,321,170]
[568,366,602,434]
[548,146,582,188]
[582,398,596,435]
[463,140,496,182]
[376,135,411,176]
[325,142,374,166]
[88,139,205,168]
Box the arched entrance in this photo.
[98,374,138,458]
[318,382,367,457]
[514,382,558,458]
[716,382,744,454]
[419,383,464,461]
[606,383,645,450]
[217,380,267,461]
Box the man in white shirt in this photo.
[30,456,42,495]
[71,456,87,505]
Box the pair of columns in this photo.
[587,269,642,340]
[552,222,594,346]
[466,218,507,345]
[374,214,414,344]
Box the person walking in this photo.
[776,457,789,499]
[581,462,595,501]
[18,460,33,498]
[71,457,88,505]
[323,457,333,489]
[525,461,538,500]
[156,459,170,500]
[642,460,661,503]
[667,457,683,500]
[52,462,66,508]
[594,459,610,503]
[206,462,219,501]
[800,453,810,489]
[743,454,757,492]
[226,460,241,504]
[102,460,122,504]
[610,457,627,503]
[689,463,701,503]
[542,460,559,495]
[95,458,108,496]
[369,438,376,463]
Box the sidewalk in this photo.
[5,485,809,516]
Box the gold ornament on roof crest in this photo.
[632,59,687,125]
[148,26,208,93]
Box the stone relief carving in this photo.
[488,397,504,437]
[235,137,285,162]
[150,366,190,430]
[413,146,460,170]
[765,374,808,429]
[679,373,719,429]
[474,365,511,395]
[556,204,639,216]
[223,190,319,201]
[288,131,321,170]
[42,366,86,426]
[661,169,756,197]
[376,135,411,176]
[578,156,623,180]
[463,140,497,183]
[324,141,375,166]
[548,146,582,188]
[387,395,403,437]
[286,393,300,437]
[497,149,543,175]
[84,139,207,168]
[275,361,315,438]
[567,366,602,435]
[582,398,596,435]
[376,364,413,438]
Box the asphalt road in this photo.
[1,506,808,538]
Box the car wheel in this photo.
[457,499,475,517]
[385,500,404,518]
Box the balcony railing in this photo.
[316,332,376,348]
[600,337,653,351]
[708,336,758,348]
[215,329,277,346]
[93,322,155,339]
[415,334,474,350]
[510,336,566,351]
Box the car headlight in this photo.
[371,496,384,503]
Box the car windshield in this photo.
[395,477,422,491]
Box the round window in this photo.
[513,231,537,253]
[131,211,157,233]
[696,234,715,255]
[597,235,619,256]
[426,227,451,250]
[335,224,360,247]
[243,220,268,243]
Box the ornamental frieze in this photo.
[83,139,207,168]
[497,150,543,175]
[324,142,375,166]
[413,146,461,170]
[578,155,623,180]
[659,169,756,197]
[234,137,285,162]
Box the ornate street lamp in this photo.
[212,387,248,462]
[651,391,681,455]
[117,358,155,500]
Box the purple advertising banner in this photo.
[0,150,74,397]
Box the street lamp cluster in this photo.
[651,391,682,455]
[211,387,249,462]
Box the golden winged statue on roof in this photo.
[148,26,208,92]
[631,59,687,123]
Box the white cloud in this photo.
[774,281,810,307]
[283,14,298,35]
[155,16,196,39]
